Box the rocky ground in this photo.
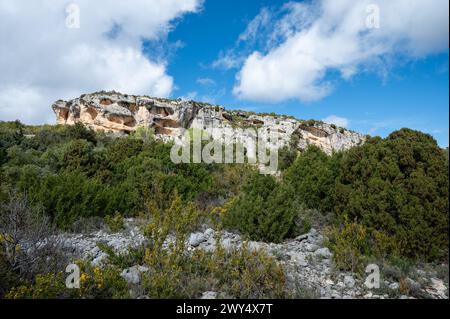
[55,219,448,299]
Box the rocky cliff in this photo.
[52,91,365,154]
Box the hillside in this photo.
[0,96,448,300]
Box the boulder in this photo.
[120,265,149,285]
[189,232,206,247]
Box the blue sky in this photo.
[164,1,449,146]
[0,0,448,147]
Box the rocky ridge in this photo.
[52,91,365,155]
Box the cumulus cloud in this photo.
[233,0,449,103]
[323,115,349,128]
[0,0,201,124]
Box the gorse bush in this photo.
[224,173,300,243]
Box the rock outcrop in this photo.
[52,91,365,155]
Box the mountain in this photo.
[52,91,366,155]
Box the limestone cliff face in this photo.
[52,91,365,154]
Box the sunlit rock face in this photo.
[52,91,365,154]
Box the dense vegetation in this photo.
[0,120,448,298]
[224,173,301,243]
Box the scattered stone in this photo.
[247,241,263,251]
[189,232,206,247]
[325,279,335,286]
[331,292,341,299]
[389,282,399,290]
[425,278,448,299]
[314,247,332,259]
[221,238,234,251]
[201,291,218,299]
[344,275,356,288]
[45,219,448,300]
[204,228,214,239]
[91,253,108,267]
[416,269,427,277]
[304,243,320,252]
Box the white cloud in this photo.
[233,0,449,103]
[323,115,349,128]
[238,8,271,43]
[197,78,216,86]
[212,50,244,70]
[0,0,202,124]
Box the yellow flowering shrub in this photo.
[75,260,129,299]
[326,218,402,273]
[5,261,129,299]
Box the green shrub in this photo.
[284,146,340,213]
[31,171,111,228]
[130,126,155,142]
[61,139,95,172]
[0,238,23,298]
[326,220,376,272]
[334,129,449,261]
[224,173,299,243]
[5,272,72,299]
[0,121,24,165]
[278,134,299,171]
[5,261,129,299]
[65,123,97,145]
[104,212,125,233]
